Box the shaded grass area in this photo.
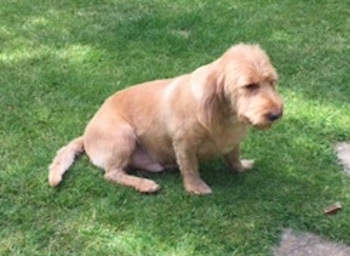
[1,0,350,255]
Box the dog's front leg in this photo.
[224,144,254,173]
[173,140,212,195]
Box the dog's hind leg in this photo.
[104,168,160,193]
[85,122,161,193]
[104,140,161,193]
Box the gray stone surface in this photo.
[274,229,350,256]
[334,142,350,175]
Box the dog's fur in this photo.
[49,43,283,195]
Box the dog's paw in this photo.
[230,159,255,173]
[137,180,161,194]
[185,179,212,195]
[240,159,255,170]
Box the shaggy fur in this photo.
[49,43,283,195]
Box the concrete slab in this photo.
[274,229,350,256]
[334,142,350,175]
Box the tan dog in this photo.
[49,43,283,195]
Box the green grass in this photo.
[1,0,350,255]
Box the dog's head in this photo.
[201,44,283,130]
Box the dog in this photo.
[49,43,283,195]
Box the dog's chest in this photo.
[199,124,248,157]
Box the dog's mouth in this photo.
[239,110,283,130]
[245,116,280,130]
[253,122,273,130]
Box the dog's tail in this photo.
[48,136,84,187]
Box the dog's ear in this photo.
[198,72,225,130]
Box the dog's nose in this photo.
[268,111,283,122]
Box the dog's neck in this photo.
[190,64,212,102]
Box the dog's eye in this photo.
[245,83,259,91]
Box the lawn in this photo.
[1,0,350,255]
